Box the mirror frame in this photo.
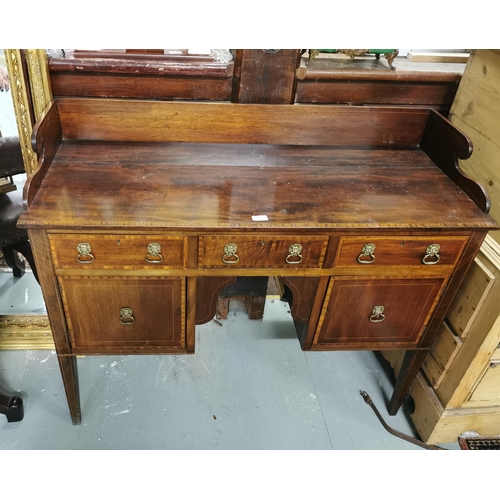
[0,49,53,349]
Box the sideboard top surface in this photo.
[19,141,496,231]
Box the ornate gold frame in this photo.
[1,49,54,349]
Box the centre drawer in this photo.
[49,234,186,269]
[334,236,468,269]
[198,235,329,269]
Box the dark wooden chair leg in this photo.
[0,392,24,422]
[14,240,39,284]
[2,245,25,278]
[1,242,40,284]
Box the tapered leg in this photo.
[56,355,81,425]
[27,230,82,424]
[388,349,428,415]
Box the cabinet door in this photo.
[59,276,185,353]
[313,277,445,350]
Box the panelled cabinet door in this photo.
[59,276,186,352]
[313,277,446,349]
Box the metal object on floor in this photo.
[360,390,445,450]
[458,431,500,450]
[0,392,24,422]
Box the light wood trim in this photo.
[407,52,470,64]
[438,249,500,407]
[422,321,462,389]
[410,371,500,445]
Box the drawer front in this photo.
[59,276,185,351]
[465,349,500,407]
[313,277,445,349]
[199,235,329,269]
[49,234,186,269]
[334,236,468,269]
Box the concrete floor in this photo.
[0,270,458,450]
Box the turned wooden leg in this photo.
[0,392,24,422]
[387,349,428,415]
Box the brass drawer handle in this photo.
[286,243,303,264]
[222,243,239,264]
[422,244,440,265]
[369,305,385,323]
[120,307,135,325]
[357,243,376,264]
[76,242,95,264]
[145,242,164,264]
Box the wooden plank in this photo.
[50,73,233,101]
[384,353,500,444]
[446,253,495,338]
[437,249,500,407]
[295,80,458,106]
[449,50,500,246]
[410,371,500,444]
[464,357,500,406]
[232,50,301,104]
[56,98,430,147]
[408,52,470,64]
[405,371,445,443]
[452,118,500,246]
[450,50,500,149]
[422,322,462,389]
[491,347,500,362]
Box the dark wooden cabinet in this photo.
[19,96,498,425]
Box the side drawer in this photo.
[334,236,468,269]
[59,276,186,352]
[465,348,500,407]
[49,234,187,269]
[312,277,446,349]
[198,235,329,269]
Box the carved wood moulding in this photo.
[0,315,54,350]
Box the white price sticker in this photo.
[252,215,269,221]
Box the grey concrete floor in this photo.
[1,287,459,450]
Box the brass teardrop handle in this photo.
[286,243,303,264]
[76,242,95,264]
[120,307,135,325]
[422,244,440,265]
[369,305,385,323]
[222,243,239,264]
[145,242,164,264]
[357,243,376,264]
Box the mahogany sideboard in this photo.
[18,97,498,425]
